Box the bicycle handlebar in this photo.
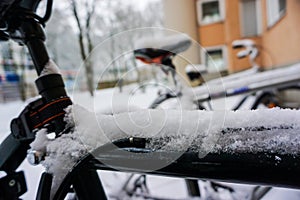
[0,2,71,198]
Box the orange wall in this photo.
[261,0,300,68]
[197,0,300,72]
[223,0,262,72]
[198,0,263,73]
[224,0,241,41]
[198,23,225,46]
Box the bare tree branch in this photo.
[70,0,95,96]
[70,0,87,61]
[86,0,95,53]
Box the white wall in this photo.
[163,0,200,84]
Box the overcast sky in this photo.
[126,0,161,10]
[49,0,161,11]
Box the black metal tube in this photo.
[26,39,50,75]
[150,93,177,109]
[54,137,300,199]
[73,169,108,200]
[233,95,250,111]
[19,0,41,11]
[42,0,53,23]
[20,19,71,134]
[27,40,69,134]
[0,134,30,172]
[36,172,52,200]
[185,179,201,197]
[89,150,300,189]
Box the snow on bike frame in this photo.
[71,27,227,166]
[66,27,300,190]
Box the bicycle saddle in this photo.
[134,34,191,64]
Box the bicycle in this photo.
[0,1,300,200]
[131,36,300,199]
[129,36,260,199]
[134,35,300,111]
[133,33,300,198]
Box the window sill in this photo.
[240,35,262,39]
[199,19,224,27]
[207,69,227,74]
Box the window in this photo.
[197,0,225,25]
[240,0,262,37]
[201,46,227,72]
[279,0,287,12]
[267,0,286,27]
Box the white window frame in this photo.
[196,0,226,26]
[201,45,227,73]
[266,0,286,27]
[239,0,262,37]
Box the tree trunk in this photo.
[71,0,94,96]
[19,47,26,101]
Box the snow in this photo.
[262,188,300,200]
[207,66,259,85]
[100,172,190,199]
[192,63,300,101]
[135,33,191,54]
[185,64,206,73]
[30,103,300,196]
[40,60,60,77]
[1,85,300,199]
[72,84,160,113]
[65,105,300,155]
[0,100,45,200]
[275,156,281,161]
[0,101,23,141]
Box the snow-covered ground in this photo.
[1,85,300,200]
[0,101,45,199]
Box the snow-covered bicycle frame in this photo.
[132,35,300,199]
[0,1,300,200]
[133,38,263,198]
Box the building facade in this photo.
[164,0,300,74]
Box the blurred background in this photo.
[0,0,299,102]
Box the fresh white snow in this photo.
[1,85,300,199]
[135,33,192,54]
[192,63,300,101]
[40,60,60,77]
[28,102,300,197]
[0,100,45,200]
